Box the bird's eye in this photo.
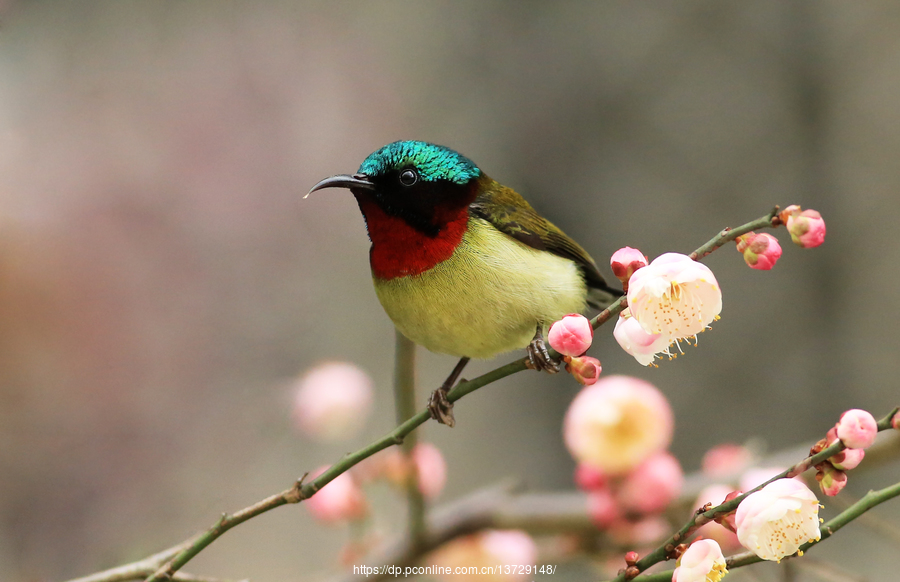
[399,168,418,186]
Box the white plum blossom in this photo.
[735,478,821,562]
[627,253,722,344]
[613,308,673,366]
[673,539,728,582]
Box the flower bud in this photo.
[829,447,864,471]
[586,487,621,528]
[694,485,741,550]
[816,464,847,497]
[610,247,648,283]
[574,463,607,491]
[736,232,782,270]
[616,452,684,514]
[892,410,900,431]
[292,362,373,441]
[782,205,826,248]
[836,409,878,449]
[548,314,593,357]
[564,355,602,386]
[306,467,368,523]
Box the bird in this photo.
[307,140,620,426]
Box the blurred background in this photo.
[1,1,898,580]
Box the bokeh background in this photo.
[1,1,898,580]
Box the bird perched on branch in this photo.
[308,141,619,426]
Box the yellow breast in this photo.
[373,217,588,359]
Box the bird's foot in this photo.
[526,329,561,373]
[428,387,455,428]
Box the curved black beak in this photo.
[305,173,375,198]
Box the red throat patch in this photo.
[355,196,469,280]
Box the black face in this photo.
[359,167,477,237]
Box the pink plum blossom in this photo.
[548,314,593,357]
[836,409,878,449]
[783,205,826,248]
[613,309,672,366]
[306,467,368,523]
[616,452,684,514]
[735,478,821,561]
[564,355,602,386]
[673,539,728,582]
[292,362,373,441]
[610,246,648,283]
[627,253,722,343]
[563,375,673,475]
[736,232,782,270]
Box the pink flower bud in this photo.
[616,452,684,514]
[735,232,782,270]
[893,410,900,431]
[574,463,607,491]
[292,362,373,441]
[829,447,865,471]
[587,487,621,528]
[306,467,368,523]
[816,464,847,497]
[412,442,447,499]
[563,375,674,475]
[548,314,593,357]
[610,247,648,283]
[782,205,826,248]
[564,355,602,385]
[836,409,878,449]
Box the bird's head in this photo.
[307,140,483,236]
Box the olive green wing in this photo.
[469,179,620,303]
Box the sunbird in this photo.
[308,141,619,426]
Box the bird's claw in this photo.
[428,387,456,428]
[526,335,561,373]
